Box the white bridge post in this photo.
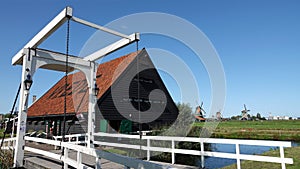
[147,139,150,161]
[171,139,175,164]
[200,141,205,168]
[12,47,101,167]
[13,49,35,168]
[280,146,286,169]
[236,143,241,169]
[64,147,69,169]
[87,61,98,148]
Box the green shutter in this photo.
[100,119,108,132]
[120,120,132,134]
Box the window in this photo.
[133,77,153,84]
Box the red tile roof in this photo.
[28,50,140,117]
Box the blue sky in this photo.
[0,1,299,118]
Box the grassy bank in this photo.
[0,129,5,138]
[193,120,300,141]
[0,128,12,138]
[222,146,300,169]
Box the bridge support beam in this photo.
[13,49,33,168]
[13,48,98,167]
[87,61,98,148]
[11,6,139,167]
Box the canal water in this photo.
[196,142,299,169]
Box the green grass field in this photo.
[193,120,300,169]
[193,120,300,141]
[0,129,5,138]
[222,146,300,169]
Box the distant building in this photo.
[194,106,206,122]
[268,113,273,120]
[282,116,289,120]
[0,114,4,129]
[269,115,290,120]
[216,112,222,121]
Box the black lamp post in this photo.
[24,68,33,90]
[93,83,99,96]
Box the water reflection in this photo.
[196,142,299,169]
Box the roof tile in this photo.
[28,50,140,117]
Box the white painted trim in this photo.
[93,132,294,169]
[94,132,292,147]
[12,7,72,65]
[94,141,141,150]
[2,137,16,142]
[25,147,61,160]
[3,135,293,169]
[25,136,61,146]
[83,33,139,61]
[239,154,293,164]
[23,137,168,169]
[72,16,130,39]
[94,132,140,139]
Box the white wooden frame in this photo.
[93,132,294,169]
[2,137,168,169]
[2,134,294,169]
[11,6,139,168]
[13,47,98,167]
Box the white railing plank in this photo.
[146,146,173,153]
[25,147,61,160]
[94,141,141,150]
[25,136,61,146]
[239,154,293,164]
[203,151,238,159]
[1,147,12,150]
[94,132,140,139]
[94,132,292,147]
[2,137,16,142]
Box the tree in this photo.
[256,113,262,120]
[163,102,194,137]
[247,114,251,119]
[4,113,13,119]
[231,115,241,120]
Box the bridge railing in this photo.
[93,132,294,169]
[1,136,169,169]
[53,133,87,149]
[1,133,294,169]
[0,137,16,150]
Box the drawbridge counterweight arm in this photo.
[12,6,139,65]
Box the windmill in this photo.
[194,101,206,122]
[241,104,250,120]
[216,110,222,121]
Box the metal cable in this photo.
[136,40,142,158]
[0,83,21,149]
[61,18,70,168]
